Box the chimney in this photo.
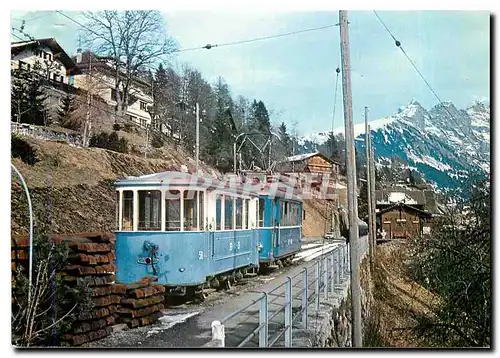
[76,48,82,64]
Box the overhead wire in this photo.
[56,10,339,55]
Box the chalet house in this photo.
[375,186,439,240]
[11,38,81,86]
[279,151,341,174]
[376,202,433,240]
[72,50,153,129]
[11,38,82,122]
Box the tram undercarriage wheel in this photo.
[186,286,207,302]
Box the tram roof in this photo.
[115,171,304,200]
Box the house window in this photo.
[140,101,147,111]
[138,190,162,231]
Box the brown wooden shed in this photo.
[376,202,433,240]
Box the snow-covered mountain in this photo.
[298,99,490,191]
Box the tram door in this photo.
[273,199,280,254]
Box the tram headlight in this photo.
[257,243,263,252]
[179,267,185,272]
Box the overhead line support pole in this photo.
[339,10,362,348]
[369,130,377,256]
[365,108,374,273]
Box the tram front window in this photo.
[138,190,162,231]
[183,191,198,231]
[165,190,181,231]
[122,190,134,231]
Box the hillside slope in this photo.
[11,137,220,235]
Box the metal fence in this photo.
[209,242,361,348]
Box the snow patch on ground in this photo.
[146,312,200,337]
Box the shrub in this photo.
[88,131,128,154]
[406,177,491,347]
[151,134,164,148]
[11,134,38,165]
[11,234,92,346]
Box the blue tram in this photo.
[256,183,303,269]
[114,171,261,296]
[113,171,304,296]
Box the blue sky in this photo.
[10,10,490,137]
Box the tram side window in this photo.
[258,199,265,227]
[165,190,181,231]
[183,190,198,231]
[199,191,204,231]
[281,202,289,226]
[225,196,234,230]
[216,194,222,230]
[245,199,250,229]
[138,190,162,231]
[290,203,298,225]
[235,198,243,229]
[122,190,134,231]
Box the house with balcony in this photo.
[11,38,82,123]
[72,50,153,128]
[11,38,81,86]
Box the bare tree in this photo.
[80,11,177,118]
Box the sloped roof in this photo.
[285,151,342,165]
[376,188,426,205]
[286,151,321,162]
[11,38,81,74]
[376,202,433,217]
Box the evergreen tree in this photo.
[207,107,235,172]
[11,62,48,126]
[57,94,79,130]
[277,122,292,159]
[324,131,341,162]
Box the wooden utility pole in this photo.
[369,130,377,256]
[339,10,362,347]
[365,109,375,273]
[195,102,200,174]
[83,53,93,147]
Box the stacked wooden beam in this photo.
[117,278,166,329]
[54,233,125,346]
[11,236,30,304]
